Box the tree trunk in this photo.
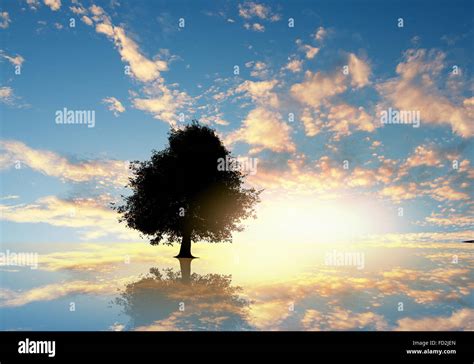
[175,231,195,258]
[177,258,193,284]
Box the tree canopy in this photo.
[115,122,261,257]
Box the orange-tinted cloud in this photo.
[376,49,473,138]
[0,140,129,186]
[0,195,139,240]
[225,107,295,153]
[395,308,474,331]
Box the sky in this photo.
[0,0,473,333]
[0,0,473,246]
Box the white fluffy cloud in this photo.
[395,308,474,331]
[95,22,168,83]
[348,53,371,88]
[132,81,190,125]
[325,103,376,139]
[291,70,347,108]
[0,195,139,240]
[291,54,370,107]
[376,49,473,138]
[226,107,295,153]
[235,79,279,108]
[238,2,280,21]
[0,140,129,186]
[72,4,191,125]
[239,2,279,32]
[284,59,303,73]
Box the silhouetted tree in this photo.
[114,261,251,330]
[116,122,261,257]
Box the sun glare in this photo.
[240,195,376,244]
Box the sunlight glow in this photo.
[239,195,378,244]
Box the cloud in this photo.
[102,96,125,116]
[0,12,11,29]
[283,59,303,73]
[376,49,473,138]
[299,108,323,137]
[131,81,190,125]
[291,69,347,108]
[379,183,420,201]
[37,243,174,273]
[303,45,319,59]
[290,53,370,108]
[70,5,86,15]
[247,299,292,330]
[370,140,382,149]
[245,60,269,78]
[26,0,41,11]
[109,322,125,331]
[199,113,229,126]
[81,15,93,26]
[0,195,19,200]
[302,307,388,330]
[347,165,391,188]
[395,308,474,331]
[248,155,346,193]
[458,159,474,179]
[245,260,473,330]
[363,230,474,245]
[424,212,474,227]
[235,79,279,108]
[398,144,444,177]
[225,107,295,153]
[75,5,191,124]
[0,50,24,66]
[0,195,139,240]
[239,2,279,31]
[249,155,396,194]
[429,184,470,201]
[0,278,132,307]
[0,140,129,186]
[0,86,14,104]
[95,22,168,83]
[379,162,470,202]
[314,26,327,42]
[244,22,265,32]
[290,55,375,139]
[296,40,319,59]
[325,103,376,139]
[296,103,377,139]
[57,9,187,127]
[43,0,61,11]
[245,274,375,329]
[238,2,280,21]
[348,53,371,88]
[78,4,167,83]
[0,86,25,107]
[132,97,175,123]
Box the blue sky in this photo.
[0,0,473,333]
[0,0,473,245]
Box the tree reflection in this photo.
[115,258,251,330]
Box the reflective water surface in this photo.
[1,238,473,331]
